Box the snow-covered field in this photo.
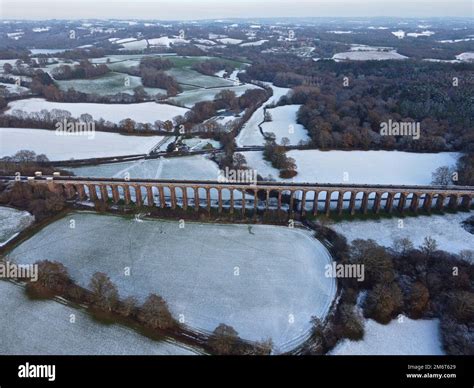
[29,48,65,54]
[0,281,197,355]
[166,68,234,88]
[240,40,268,47]
[90,53,178,66]
[329,212,474,258]
[56,72,167,96]
[6,98,189,124]
[242,150,459,184]
[0,82,30,95]
[217,38,243,45]
[115,36,189,50]
[392,30,406,39]
[0,206,34,247]
[0,127,163,160]
[331,316,444,355]
[406,31,435,37]
[182,138,221,151]
[8,213,336,352]
[260,105,309,146]
[455,52,474,62]
[333,50,408,61]
[71,155,220,180]
[236,83,291,147]
[169,84,258,108]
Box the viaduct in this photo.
[4,176,474,217]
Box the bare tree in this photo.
[35,260,70,293]
[89,272,119,311]
[233,153,247,169]
[392,237,414,255]
[421,236,438,256]
[432,166,454,186]
[138,294,175,330]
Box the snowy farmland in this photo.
[0,82,30,95]
[236,83,291,147]
[8,212,337,352]
[56,72,167,97]
[6,98,189,124]
[0,281,197,355]
[166,68,234,88]
[456,52,474,62]
[71,154,219,180]
[331,316,444,355]
[240,40,268,47]
[0,206,34,247]
[332,50,408,61]
[329,212,474,258]
[0,127,164,160]
[242,150,459,184]
[260,105,310,146]
[168,84,259,108]
[117,36,190,50]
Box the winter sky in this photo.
[1,0,472,20]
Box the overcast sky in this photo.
[1,0,472,20]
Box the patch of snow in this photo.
[333,51,408,61]
[456,52,474,62]
[0,282,197,355]
[32,27,50,33]
[240,40,268,47]
[260,105,310,146]
[329,212,474,258]
[6,98,188,125]
[331,316,444,355]
[392,30,406,39]
[217,38,243,45]
[0,127,164,161]
[236,82,291,147]
[437,38,474,43]
[9,213,337,352]
[242,149,459,185]
[0,207,34,246]
[406,31,435,38]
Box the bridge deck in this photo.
[3,175,473,194]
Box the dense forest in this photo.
[243,57,473,153]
